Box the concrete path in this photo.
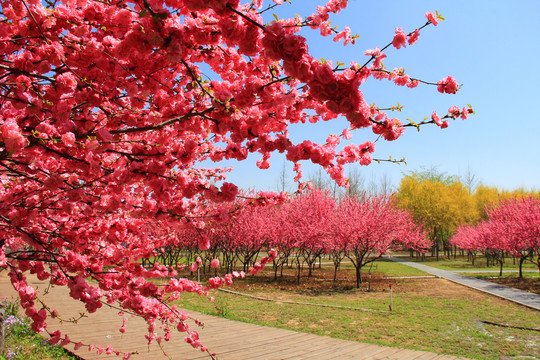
[386,256,540,311]
[0,272,470,360]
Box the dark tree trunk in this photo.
[355,265,362,288]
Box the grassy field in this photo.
[406,254,538,272]
[175,259,540,360]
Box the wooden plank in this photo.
[0,273,471,360]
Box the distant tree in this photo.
[276,161,291,193]
[308,167,330,191]
[345,167,365,198]
[396,169,476,259]
[473,185,501,221]
[461,165,480,194]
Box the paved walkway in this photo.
[386,256,540,311]
[0,273,469,360]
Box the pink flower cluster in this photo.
[0,118,27,153]
[372,117,405,141]
[437,76,459,94]
[392,28,407,49]
[337,142,375,166]
[425,12,440,26]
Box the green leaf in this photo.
[139,9,148,18]
[435,11,445,21]
[273,14,279,21]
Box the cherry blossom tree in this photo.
[452,196,540,276]
[332,195,428,288]
[485,196,540,277]
[272,190,335,281]
[451,224,484,265]
[0,0,471,355]
[451,221,506,273]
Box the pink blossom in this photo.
[199,235,210,251]
[437,76,459,94]
[208,277,223,289]
[394,74,410,86]
[1,119,27,153]
[425,12,440,26]
[408,29,420,45]
[431,111,443,126]
[364,47,381,57]
[448,105,461,117]
[61,132,76,147]
[49,330,61,344]
[56,72,78,93]
[461,106,473,119]
[392,28,407,49]
[342,128,352,140]
[210,259,220,268]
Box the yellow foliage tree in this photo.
[473,185,540,221]
[396,169,476,259]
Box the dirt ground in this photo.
[219,266,540,298]
[225,267,443,295]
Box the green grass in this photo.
[466,272,540,279]
[301,257,429,277]
[175,264,540,360]
[407,255,538,272]
[361,257,429,277]
[0,298,79,360]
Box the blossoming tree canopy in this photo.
[333,195,429,288]
[0,0,472,355]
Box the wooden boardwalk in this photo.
[0,274,468,360]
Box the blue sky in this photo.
[208,0,540,193]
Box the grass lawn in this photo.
[406,254,538,272]
[176,262,540,360]
[0,298,79,360]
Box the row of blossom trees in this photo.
[396,168,539,261]
[451,196,540,277]
[156,191,429,288]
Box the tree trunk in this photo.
[355,265,362,288]
[519,257,525,279]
